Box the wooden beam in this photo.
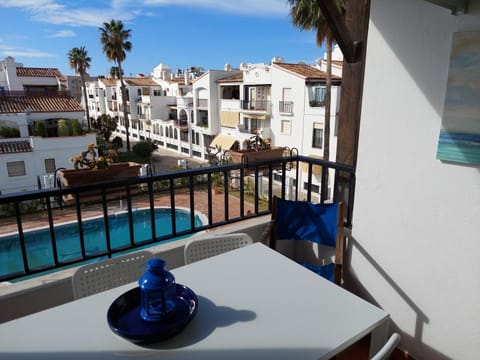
[335,0,370,169]
[315,0,362,63]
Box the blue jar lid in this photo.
[146,258,166,271]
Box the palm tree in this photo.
[67,46,92,131]
[288,0,345,200]
[109,66,123,79]
[99,19,132,151]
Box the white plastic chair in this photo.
[184,233,253,264]
[371,333,401,360]
[72,250,153,299]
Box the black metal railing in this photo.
[241,100,270,111]
[0,155,355,282]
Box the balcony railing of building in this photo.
[0,155,355,282]
[279,101,294,114]
[197,99,208,108]
[196,119,208,128]
[241,100,271,112]
[237,125,256,134]
[0,90,72,98]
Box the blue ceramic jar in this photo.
[139,258,176,322]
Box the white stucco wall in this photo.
[0,134,96,194]
[351,0,480,359]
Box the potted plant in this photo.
[58,143,142,187]
[229,130,285,170]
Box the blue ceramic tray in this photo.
[107,284,198,344]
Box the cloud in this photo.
[0,44,54,58]
[50,29,76,38]
[0,1,137,27]
[0,0,289,29]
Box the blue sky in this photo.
[0,0,326,77]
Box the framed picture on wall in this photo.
[436,31,480,165]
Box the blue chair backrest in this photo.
[275,198,339,247]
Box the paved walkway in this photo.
[117,137,207,173]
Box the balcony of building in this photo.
[195,109,209,128]
[279,101,294,115]
[241,100,271,114]
[0,155,354,324]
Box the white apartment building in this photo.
[84,55,342,198]
[0,56,96,194]
[85,64,196,155]
[206,57,342,199]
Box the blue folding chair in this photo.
[269,196,344,285]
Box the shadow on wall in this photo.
[343,234,453,360]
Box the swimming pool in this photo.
[0,208,204,279]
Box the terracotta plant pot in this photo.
[229,147,285,171]
[58,162,142,187]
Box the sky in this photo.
[0,0,327,78]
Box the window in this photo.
[44,158,56,173]
[312,124,323,149]
[282,88,292,101]
[7,161,26,177]
[243,117,258,132]
[314,87,326,102]
[281,119,291,135]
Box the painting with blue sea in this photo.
[436,31,480,165]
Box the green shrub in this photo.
[132,141,157,162]
[69,119,82,135]
[57,119,69,136]
[0,126,20,138]
[112,136,123,148]
[34,121,47,137]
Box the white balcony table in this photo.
[0,243,389,360]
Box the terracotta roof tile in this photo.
[273,62,341,81]
[217,73,243,83]
[101,77,162,87]
[124,77,159,86]
[0,140,32,155]
[0,96,84,114]
[16,67,66,81]
[99,78,118,87]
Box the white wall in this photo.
[0,135,96,194]
[351,0,480,359]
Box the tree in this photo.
[67,46,92,131]
[92,114,118,141]
[99,19,132,151]
[288,0,345,200]
[109,66,123,79]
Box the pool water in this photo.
[0,208,203,279]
